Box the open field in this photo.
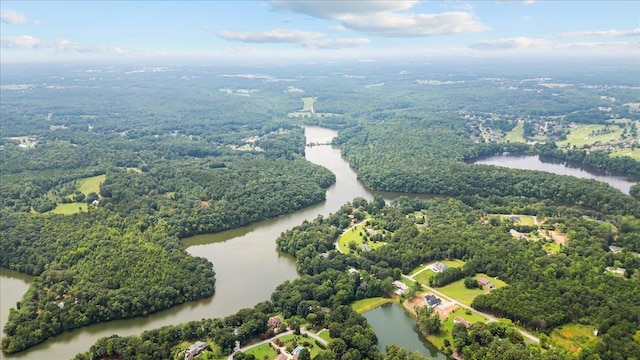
[550,323,599,354]
[245,343,278,359]
[49,202,88,215]
[337,224,385,254]
[610,148,640,160]
[318,330,332,342]
[411,259,466,285]
[301,97,317,111]
[557,124,623,147]
[542,241,561,254]
[503,120,525,143]
[77,174,106,195]
[438,274,508,306]
[351,297,394,314]
[492,214,535,226]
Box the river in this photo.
[0,126,381,359]
[473,154,639,195]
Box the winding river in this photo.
[1,128,637,359]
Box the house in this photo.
[509,216,521,223]
[424,294,442,307]
[477,277,495,289]
[184,341,207,360]
[267,316,282,328]
[392,280,408,295]
[453,317,472,328]
[92,199,99,206]
[509,229,526,240]
[361,244,371,252]
[432,262,449,273]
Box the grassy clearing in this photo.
[301,97,317,111]
[245,343,278,359]
[428,307,489,348]
[276,334,324,357]
[49,202,88,215]
[77,174,106,195]
[558,124,623,147]
[351,297,394,314]
[318,329,332,342]
[413,260,466,285]
[610,148,640,160]
[550,323,598,354]
[542,241,561,254]
[337,224,385,254]
[126,167,143,173]
[401,277,415,287]
[492,214,535,226]
[503,120,526,143]
[438,274,508,306]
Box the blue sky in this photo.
[1,1,638,63]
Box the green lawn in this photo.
[77,174,106,195]
[542,241,561,254]
[245,342,278,360]
[428,307,488,348]
[550,323,599,354]
[401,277,415,287]
[318,329,332,342]
[503,120,526,143]
[438,274,508,306]
[337,224,385,254]
[413,260,466,286]
[301,97,317,111]
[492,214,535,226]
[351,297,394,314]
[275,334,325,358]
[558,124,623,148]
[48,202,88,215]
[610,148,640,160]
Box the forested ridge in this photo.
[0,67,336,353]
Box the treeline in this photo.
[336,119,640,217]
[73,269,390,360]
[0,210,215,353]
[536,142,640,175]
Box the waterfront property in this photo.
[184,341,207,360]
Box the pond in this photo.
[363,304,447,359]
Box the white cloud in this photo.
[305,37,370,49]
[1,35,122,54]
[331,24,347,31]
[339,11,488,37]
[271,0,489,37]
[1,35,44,48]
[560,28,640,38]
[218,28,324,43]
[219,28,370,49]
[469,37,551,50]
[0,9,39,24]
[271,1,417,18]
[558,41,639,51]
[521,15,533,21]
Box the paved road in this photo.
[403,273,540,343]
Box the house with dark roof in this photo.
[424,294,442,307]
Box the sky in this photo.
[0,1,639,63]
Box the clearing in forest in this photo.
[550,323,599,354]
[503,120,526,143]
[77,174,106,195]
[337,223,386,254]
[610,148,640,160]
[437,274,508,306]
[557,124,623,147]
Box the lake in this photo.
[473,154,639,195]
